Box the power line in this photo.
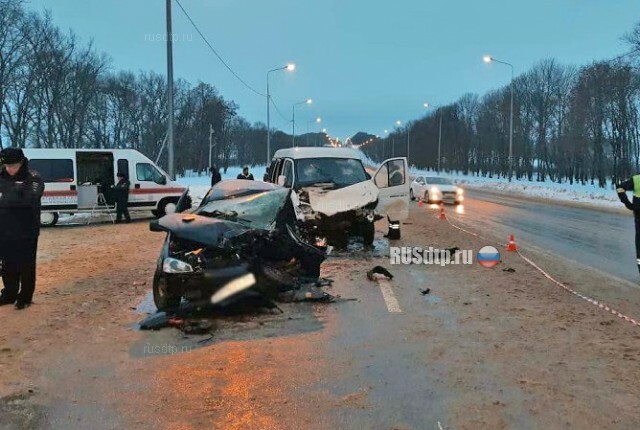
[269,95,290,123]
[174,0,266,98]
[603,47,640,64]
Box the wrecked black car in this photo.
[149,180,327,311]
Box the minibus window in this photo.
[117,159,129,178]
[136,162,164,183]
[29,159,74,183]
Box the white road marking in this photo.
[437,422,444,430]
[378,278,402,313]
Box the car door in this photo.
[413,176,423,197]
[372,157,410,221]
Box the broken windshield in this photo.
[295,158,367,188]
[196,188,289,230]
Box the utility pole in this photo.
[392,137,395,157]
[166,0,175,178]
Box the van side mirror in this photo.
[156,176,167,185]
[277,175,287,187]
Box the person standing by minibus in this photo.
[0,148,45,310]
[114,172,131,223]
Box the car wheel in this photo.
[424,191,430,204]
[409,189,415,201]
[156,198,178,218]
[362,220,375,246]
[152,270,181,311]
[41,212,59,227]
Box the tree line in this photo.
[0,0,325,175]
[362,23,640,187]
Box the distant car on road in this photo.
[410,176,463,204]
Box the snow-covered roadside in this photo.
[177,165,267,204]
[410,167,623,210]
[359,149,623,210]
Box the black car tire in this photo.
[155,198,179,218]
[41,212,59,227]
[409,189,415,201]
[152,270,181,311]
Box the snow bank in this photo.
[357,149,623,210]
[177,165,267,204]
[411,167,622,209]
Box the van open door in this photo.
[372,157,410,223]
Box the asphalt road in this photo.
[450,189,639,286]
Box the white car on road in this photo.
[410,176,463,204]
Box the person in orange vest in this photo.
[617,175,640,274]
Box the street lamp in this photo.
[266,63,295,163]
[292,98,312,147]
[483,55,514,181]
[306,117,321,146]
[395,120,409,161]
[424,102,444,174]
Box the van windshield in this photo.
[295,158,367,188]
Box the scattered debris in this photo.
[367,266,394,281]
[419,288,431,295]
[503,268,516,273]
[139,312,171,330]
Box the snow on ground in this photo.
[410,167,623,209]
[358,149,623,210]
[177,165,267,204]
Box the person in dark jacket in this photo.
[113,172,131,223]
[0,148,45,309]
[617,175,640,275]
[237,167,254,180]
[210,165,222,187]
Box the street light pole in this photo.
[292,99,312,147]
[438,114,443,174]
[165,0,175,178]
[424,103,443,174]
[266,64,295,164]
[484,55,514,181]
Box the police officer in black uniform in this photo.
[114,172,131,223]
[617,174,640,275]
[0,148,45,309]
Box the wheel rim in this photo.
[41,213,55,225]
[164,202,177,214]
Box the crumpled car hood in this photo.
[302,180,379,216]
[152,213,250,247]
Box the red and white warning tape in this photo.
[441,213,640,329]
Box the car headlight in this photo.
[163,257,193,273]
[456,187,464,195]
[430,186,440,194]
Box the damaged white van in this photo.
[22,149,185,226]
[266,147,409,246]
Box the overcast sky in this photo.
[28,0,640,140]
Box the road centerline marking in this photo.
[377,278,402,313]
